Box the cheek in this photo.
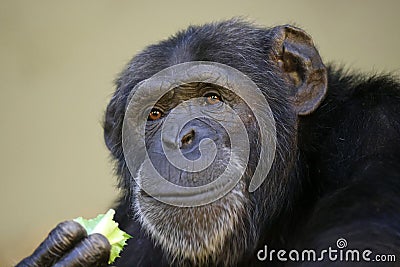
[145,122,163,149]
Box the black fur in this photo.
[104,19,400,266]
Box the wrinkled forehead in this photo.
[154,82,236,109]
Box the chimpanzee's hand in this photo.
[16,220,111,267]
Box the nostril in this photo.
[180,129,195,148]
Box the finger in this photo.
[16,220,87,267]
[53,233,111,267]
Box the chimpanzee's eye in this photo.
[204,93,222,105]
[148,108,163,121]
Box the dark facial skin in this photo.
[144,82,259,187]
[133,82,262,265]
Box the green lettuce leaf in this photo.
[74,209,132,264]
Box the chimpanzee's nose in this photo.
[178,125,204,161]
[174,118,219,161]
[180,129,195,148]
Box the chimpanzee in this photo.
[17,19,400,267]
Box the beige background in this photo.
[0,0,399,265]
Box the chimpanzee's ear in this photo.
[270,25,327,115]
